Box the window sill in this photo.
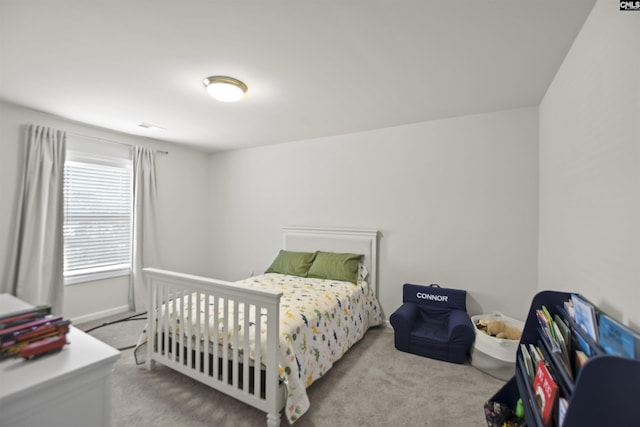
[64,269,130,286]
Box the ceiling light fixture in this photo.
[202,76,248,103]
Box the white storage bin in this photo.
[470,312,524,380]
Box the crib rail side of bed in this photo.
[143,268,283,424]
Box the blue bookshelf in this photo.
[488,290,640,426]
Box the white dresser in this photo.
[0,294,120,427]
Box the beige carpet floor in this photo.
[78,312,504,426]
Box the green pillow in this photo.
[307,252,362,283]
[265,250,317,277]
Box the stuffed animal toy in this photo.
[476,318,522,340]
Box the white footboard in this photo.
[143,268,285,427]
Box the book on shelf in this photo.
[533,360,559,427]
[529,343,544,367]
[535,306,573,381]
[554,314,571,350]
[571,294,598,343]
[541,305,558,341]
[552,321,573,381]
[574,331,595,357]
[563,299,575,319]
[558,397,569,427]
[521,343,535,383]
[574,349,589,375]
[598,313,639,359]
[536,308,555,348]
[536,306,560,346]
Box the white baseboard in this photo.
[71,305,131,324]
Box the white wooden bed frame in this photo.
[143,226,379,427]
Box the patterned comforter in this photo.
[139,273,382,424]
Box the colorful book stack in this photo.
[0,306,71,360]
[538,305,573,380]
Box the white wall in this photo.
[208,107,539,320]
[0,101,212,321]
[539,0,640,328]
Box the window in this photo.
[63,150,133,284]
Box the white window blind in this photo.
[63,151,133,284]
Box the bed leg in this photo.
[266,412,281,427]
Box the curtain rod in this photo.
[65,131,169,155]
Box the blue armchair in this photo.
[390,284,475,364]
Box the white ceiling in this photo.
[0,0,595,152]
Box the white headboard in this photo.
[281,226,379,295]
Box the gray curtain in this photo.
[130,146,159,312]
[4,125,66,314]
